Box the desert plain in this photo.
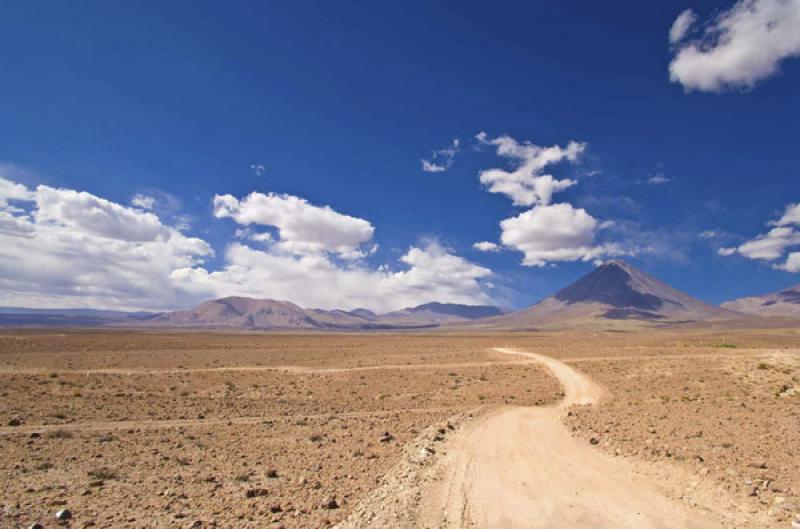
[0,328,798,528]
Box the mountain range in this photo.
[2,260,798,329]
[721,284,800,318]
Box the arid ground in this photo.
[1,328,798,528]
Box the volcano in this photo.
[484,260,741,327]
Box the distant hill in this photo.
[0,307,154,327]
[139,297,506,330]
[480,260,742,328]
[721,284,800,318]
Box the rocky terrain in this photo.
[0,329,797,528]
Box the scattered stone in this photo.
[266,469,278,478]
[269,504,282,513]
[28,524,44,529]
[245,488,268,498]
[55,509,72,521]
[89,480,104,487]
[321,497,339,510]
[8,418,21,427]
[379,432,394,443]
[29,432,40,438]
[589,437,600,445]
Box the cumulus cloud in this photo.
[775,203,800,226]
[499,203,617,266]
[720,203,800,271]
[669,0,800,92]
[473,241,500,252]
[476,132,585,207]
[669,9,697,44]
[171,241,492,312]
[0,176,212,310]
[0,172,496,311]
[421,139,460,173]
[473,133,633,266]
[213,191,375,258]
[778,252,800,272]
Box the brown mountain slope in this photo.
[148,297,322,329]
[145,297,502,330]
[477,260,743,329]
[721,284,800,317]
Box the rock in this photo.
[792,519,800,529]
[266,469,278,478]
[322,497,339,510]
[55,509,72,521]
[8,418,21,427]
[589,437,600,445]
[28,525,44,529]
[747,486,759,497]
[245,488,268,498]
[89,480,104,487]
[29,432,40,438]
[269,504,282,513]
[379,432,394,443]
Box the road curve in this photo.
[417,347,722,529]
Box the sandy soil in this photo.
[1,329,798,528]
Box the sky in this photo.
[0,0,799,312]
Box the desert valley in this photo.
[1,261,799,528]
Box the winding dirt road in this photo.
[332,347,736,529]
[418,348,724,528]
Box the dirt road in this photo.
[340,347,729,528]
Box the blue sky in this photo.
[0,0,798,311]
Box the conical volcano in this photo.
[489,260,741,327]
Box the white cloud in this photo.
[213,191,375,258]
[474,133,634,267]
[0,176,212,310]
[669,9,697,44]
[499,203,615,267]
[0,174,496,311]
[476,132,584,207]
[778,252,800,272]
[172,241,492,312]
[774,202,800,226]
[647,173,672,185]
[131,193,156,210]
[250,164,266,177]
[699,230,719,239]
[738,226,800,260]
[473,241,500,252]
[421,139,460,173]
[36,186,168,242]
[720,203,800,271]
[0,177,35,209]
[669,0,800,92]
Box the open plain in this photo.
[1,328,798,528]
